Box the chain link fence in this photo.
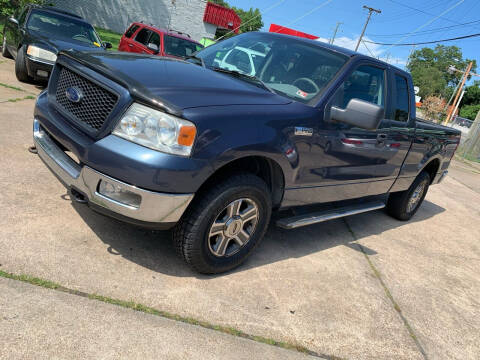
[456,112,480,162]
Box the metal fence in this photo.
[457,112,480,162]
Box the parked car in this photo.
[118,22,203,58]
[32,32,461,274]
[2,5,111,82]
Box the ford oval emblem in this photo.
[65,86,83,103]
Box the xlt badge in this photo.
[295,127,313,136]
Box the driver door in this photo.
[305,62,398,203]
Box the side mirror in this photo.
[103,42,112,49]
[146,43,159,54]
[8,17,19,26]
[330,98,384,130]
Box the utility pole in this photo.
[444,61,473,125]
[329,22,342,45]
[355,5,381,52]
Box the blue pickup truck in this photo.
[33,32,460,273]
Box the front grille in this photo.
[55,66,118,131]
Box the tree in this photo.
[461,81,480,106]
[208,0,263,38]
[460,104,480,120]
[407,45,477,99]
[409,66,446,100]
[0,0,45,18]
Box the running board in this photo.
[276,201,386,229]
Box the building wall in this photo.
[51,0,217,41]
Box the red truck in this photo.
[118,22,204,58]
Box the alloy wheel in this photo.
[207,198,259,257]
[407,179,428,213]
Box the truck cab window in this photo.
[394,75,410,122]
[332,65,385,109]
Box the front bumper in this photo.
[33,119,194,228]
[26,56,54,80]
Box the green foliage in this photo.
[461,81,480,107]
[407,45,477,99]
[233,7,263,33]
[0,0,45,18]
[459,104,480,120]
[409,66,447,99]
[208,0,263,38]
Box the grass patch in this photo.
[0,268,332,359]
[95,27,122,50]
[0,82,25,92]
[6,95,35,102]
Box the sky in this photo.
[228,0,480,76]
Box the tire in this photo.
[173,173,272,274]
[15,45,32,82]
[2,35,12,59]
[386,171,431,221]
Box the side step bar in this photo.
[276,201,386,229]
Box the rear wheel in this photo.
[15,45,32,82]
[173,173,272,274]
[2,35,12,58]
[386,171,430,221]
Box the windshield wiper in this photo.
[211,67,275,94]
[185,55,205,67]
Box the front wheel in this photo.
[386,171,430,221]
[173,173,272,274]
[15,45,32,82]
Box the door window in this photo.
[125,24,139,38]
[332,65,385,109]
[149,32,160,47]
[135,28,151,45]
[394,75,410,122]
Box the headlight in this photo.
[26,45,57,62]
[113,103,197,156]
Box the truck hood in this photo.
[60,51,292,112]
[26,30,105,53]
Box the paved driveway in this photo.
[0,57,479,359]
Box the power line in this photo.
[365,32,480,46]
[380,0,464,52]
[216,0,287,41]
[385,0,467,26]
[272,0,335,35]
[367,19,480,37]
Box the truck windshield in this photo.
[27,10,102,47]
[196,33,348,103]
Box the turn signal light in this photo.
[178,126,196,146]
